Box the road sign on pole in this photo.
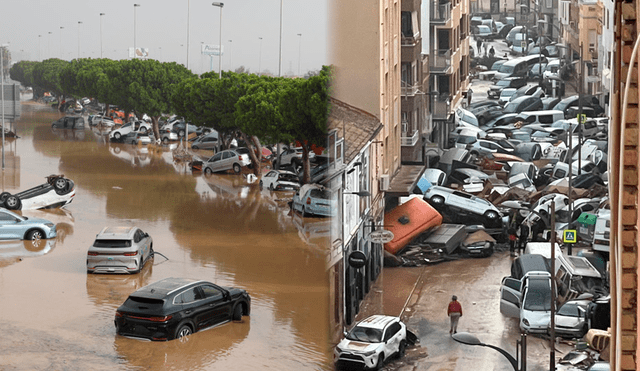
[364,230,395,244]
[563,229,577,244]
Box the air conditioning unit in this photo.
[380,175,390,191]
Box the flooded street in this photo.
[0,100,331,370]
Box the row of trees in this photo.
[9,58,331,181]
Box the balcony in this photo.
[401,36,417,47]
[401,129,419,147]
[430,49,451,73]
[401,83,419,96]
[432,97,451,120]
[431,1,451,23]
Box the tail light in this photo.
[115,311,123,318]
[238,155,244,161]
[147,315,172,322]
[87,252,99,256]
[306,197,311,205]
[124,251,139,256]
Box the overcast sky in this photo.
[1,0,327,76]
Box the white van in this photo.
[524,242,562,258]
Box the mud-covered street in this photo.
[0,99,331,370]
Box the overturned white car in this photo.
[0,175,75,211]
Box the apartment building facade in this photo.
[429,0,471,149]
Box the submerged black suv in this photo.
[115,277,251,341]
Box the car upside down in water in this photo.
[0,175,75,211]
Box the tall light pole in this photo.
[258,37,263,75]
[77,22,82,59]
[1,44,6,169]
[212,2,224,78]
[296,33,302,76]
[278,0,283,76]
[228,39,232,71]
[48,31,52,59]
[100,13,105,58]
[59,27,64,59]
[134,4,141,59]
[38,35,42,61]
[186,0,190,69]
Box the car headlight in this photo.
[44,223,54,228]
[361,350,377,357]
[523,319,530,326]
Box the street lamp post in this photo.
[452,332,519,370]
[48,31,52,59]
[1,43,6,169]
[212,2,224,78]
[100,13,105,58]
[278,0,283,76]
[38,35,42,61]
[258,37,263,75]
[59,27,64,59]
[133,4,141,59]
[186,0,190,69]
[297,33,302,76]
[227,39,232,71]
[77,22,82,59]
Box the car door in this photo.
[207,152,224,172]
[137,229,151,263]
[0,211,23,239]
[198,284,233,327]
[173,287,209,330]
[382,322,403,356]
[263,171,277,189]
[221,150,235,171]
[500,277,522,318]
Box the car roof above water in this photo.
[96,226,137,239]
[131,277,204,299]
[356,315,399,330]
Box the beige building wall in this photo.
[329,0,401,195]
[578,0,602,61]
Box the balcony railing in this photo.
[401,130,419,147]
[430,49,451,73]
[401,36,417,47]
[432,98,451,120]
[431,1,451,22]
[401,83,419,96]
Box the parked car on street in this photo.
[553,95,605,118]
[86,226,153,274]
[114,277,251,341]
[51,116,85,130]
[553,300,589,338]
[123,130,154,145]
[110,121,151,140]
[500,271,553,334]
[260,170,300,191]
[0,175,75,211]
[291,184,336,217]
[502,96,543,114]
[488,77,527,99]
[334,315,407,371]
[203,149,252,174]
[191,131,219,151]
[0,207,57,241]
[274,147,316,168]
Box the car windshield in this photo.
[501,90,516,98]
[457,135,477,144]
[498,64,515,73]
[346,326,382,343]
[523,280,552,311]
[309,188,330,199]
[93,239,132,248]
[557,303,580,317]
[278,173,299,182]
[496,80,512,87]
[491,61,505,71]
[503,102,520,113]
[531,63,546,73]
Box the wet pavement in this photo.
[0,98,331,370]
[351,250,573,371]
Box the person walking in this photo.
[476,38,483,56]
[448,295,463,335]
[489,46,495,58]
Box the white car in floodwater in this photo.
[0,175,75,211]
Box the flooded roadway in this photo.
[0,99,331,371]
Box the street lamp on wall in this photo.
[452,332,519,370]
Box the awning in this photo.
[385,165,426,197]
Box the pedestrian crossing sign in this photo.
[563,229,577,243]
[577,114,587,124]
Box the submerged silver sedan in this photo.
[0,208,57,241]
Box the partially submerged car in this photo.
[291,184,336,217]
[86,226,153,274]
[203,149,252,174]
[0,207,57,241]
[0,175,75,211]
[334,315,407,370]
[51,116,85,130]
[115,277,251,341]
[260,170,300,191]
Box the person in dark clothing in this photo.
[476,38,483,56]
[489,46,495,58]
[518,224,529,255]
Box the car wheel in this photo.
[259,180,263,190]
[232,304,243,321]
[26,229,44,241]
[114,132,121,140]
[204,167,213,176]
[430,196,445,205]
[302,206,308,217]
[233,163,241,174]
[179,130,185,137]
[162,137,169,144]
[397,340,407,359]
[485,210,499,220]
[5,195,21,210]
[0,192,11,203]
[374,354,384,370]
[175,324,192,341]
[192,145,199,150]
[54,177,68,191]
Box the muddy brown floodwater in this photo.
[0,99,331,371]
